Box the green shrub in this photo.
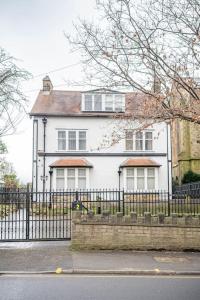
[182,170,200,184]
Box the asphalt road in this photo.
[0,275,200,300]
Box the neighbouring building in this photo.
[30,76,172,192]
[171,81,200,184]
[172,119,200,184]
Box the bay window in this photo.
[126,167,156,190]
[56,168,88,190]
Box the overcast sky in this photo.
[0,0,96,183]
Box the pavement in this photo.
[0,241,200,275]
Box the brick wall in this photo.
[72,211,200,251]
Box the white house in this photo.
[30,76,172,193]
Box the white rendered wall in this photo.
[33,116,171,192]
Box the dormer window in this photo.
[82,91,125,112]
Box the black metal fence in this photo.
[1,188,199,217]
[0,188,200,217]
[0,187,200,241]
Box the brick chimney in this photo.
[152,74,161,94]
[42,76,53,94]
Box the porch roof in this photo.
[49,158,93,168]
[120,158,161,168]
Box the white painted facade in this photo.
[32,114,172,192]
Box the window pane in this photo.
[85,95,93,111]
[67,168,75,189]
[136,140,143,150]
[137,168,144,176]
[58,131,66,139]
[125,131,133,150]
[147,168,155,176]
[78,169,86,176]
[68,131,76,150]
[68,169,75,177]
[115,95,123,111]
[56,178,65,189]
[126,140,133,150]
[126,131,133,139]
[58,139,66,151]
[147,178,155,189]
[135,131,143,150]
[94,94,102,111]
[127,168,134,176]
[58,131,66,150]
[145,140,152,150]
[137,168,144,190]
[68,178,75,189]
[145,132,153,150]
[137,178,145,189]
[79,131,86,150]
[78,178,86,189]
[136,132,142,139]
[56,169,64,177]
[105,95,113,111]
[127,178,134,190]
[145,132,152,139]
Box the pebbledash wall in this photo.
[71,211,200,251]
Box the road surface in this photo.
[0,274,200,300]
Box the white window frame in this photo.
[54,168,89,190]
[57,130,87,151]
[82,93,125,112]
[125,130,153,151]
[124,167,158,191]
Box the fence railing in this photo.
[0,189,200,216]
[173,181,200,193]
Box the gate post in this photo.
[26,183,30,240]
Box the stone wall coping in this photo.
[72,211,200,228]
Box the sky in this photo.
[0,0,96,183]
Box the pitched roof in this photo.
[120,158,161,167]
[30,89,149,117]
[49,158,93,168]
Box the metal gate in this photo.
[0,190,73,241]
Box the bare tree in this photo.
[0,47,30,137]
[68,0,200,125]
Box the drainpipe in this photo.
[42,117,47,193]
